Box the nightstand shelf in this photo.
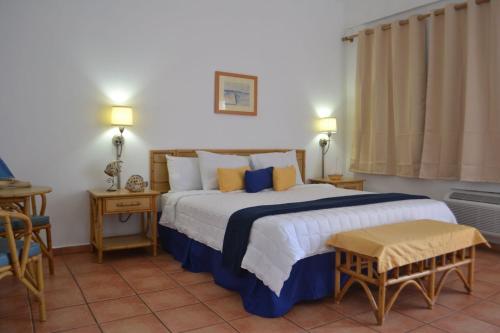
[310,177,365,191]
[101,234,153,251]
[88,189,160,263]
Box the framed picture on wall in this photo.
[214,71,258,116]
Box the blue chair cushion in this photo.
[12,215,50,229]
[0,238,41,266]
[24,215,50,228]
[0,215,50,232]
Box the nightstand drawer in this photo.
[103,196,151,213]
[337,183,363,191]
[309,178,364,191]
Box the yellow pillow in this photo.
[273,166,296,191]
[217,166,250,192]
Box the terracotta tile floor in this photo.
[1,247,499,333]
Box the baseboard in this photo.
[53,244,92,256]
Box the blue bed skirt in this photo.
[159,224,344,317]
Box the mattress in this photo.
[159,184,456,295]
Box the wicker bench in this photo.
[326,220,488,325]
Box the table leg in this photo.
[31,195,37,215]
[152,200,157,256]
[89,196,95,253]
[96,199,103,263]
[22,196,31,215]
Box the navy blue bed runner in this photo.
[222,193,429,274]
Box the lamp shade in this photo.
[111,106,133,126]
[318,117,337,133]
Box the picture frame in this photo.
[214,71,258,116]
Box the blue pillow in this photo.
[245,167,273,193]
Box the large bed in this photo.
[151,149,456,317]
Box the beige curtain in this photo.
[350,16,426,177]
[420,0,500,182]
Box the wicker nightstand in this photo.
[88,189,160,263]
[310,178,365,191]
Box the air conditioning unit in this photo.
[444,189,500,244]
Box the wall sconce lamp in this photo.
[318,117,337,178]
[110,106,133,189]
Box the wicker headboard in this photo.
[150,149,306,193]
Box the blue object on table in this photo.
[0,158,15,180]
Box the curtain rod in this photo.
[341,0,490,42]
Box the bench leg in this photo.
[467,246,475,294]
[428,257,436,308]
[335,251,341,299]
[377,272,387,325]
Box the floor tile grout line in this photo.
[149,253,240,332]
[111,257,183,292]
[71,258,138,305]
[285,306,346,331]
[97,312,166,328]
[177,277,243,332]
[341,309,421,331]
[199,296,250,323]
[63,255,105,333]
[433,318,495,333]
[391,307,459,325]
[304,314,375,333]
[455,309,500,328]
[66,253,229,331]
[282,315,317,331]
[105,256,173,333]
[30,256,91,332]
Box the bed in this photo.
[151,149,457,317]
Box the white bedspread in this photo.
[159,184,456,295]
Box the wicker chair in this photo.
[0,193,54,274]
[0,209,46,321]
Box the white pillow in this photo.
[196,151,251,190]
[166,156,202,192]
[250,150,303,185]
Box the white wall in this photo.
[0,0,346,247]
[341,0,500,199]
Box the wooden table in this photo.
[309,178,365,191]
[0,186,52,215]
[88,189,160,263]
